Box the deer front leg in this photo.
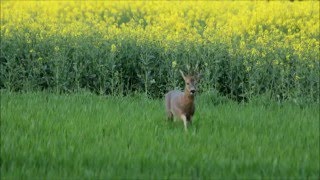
[181,114,188,132]
[187,115,192,123]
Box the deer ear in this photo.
[179,70,186,80]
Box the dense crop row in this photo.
[1,1,319,102]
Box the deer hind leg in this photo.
[167,111,173,121]
[165,94,173,121]
[181,115,188,132]
[187,115,192,125]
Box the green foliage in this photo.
[1,34,318,103]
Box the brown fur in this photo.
[165,70,198,131]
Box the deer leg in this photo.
[166,111,173,121]
[181,115,188,132]
[187,116,192,125]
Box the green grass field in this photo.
[1,92,319,179]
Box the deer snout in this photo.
[190,89,196,94]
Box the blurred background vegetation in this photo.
[1,1,319,103]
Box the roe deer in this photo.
[165,70,198,131]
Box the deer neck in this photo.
[183,90,195,102]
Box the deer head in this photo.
[180,70,199,97]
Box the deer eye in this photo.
[187,83,190,85]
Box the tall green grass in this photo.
[1,92,319,179]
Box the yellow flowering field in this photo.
[1,1,319,101]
